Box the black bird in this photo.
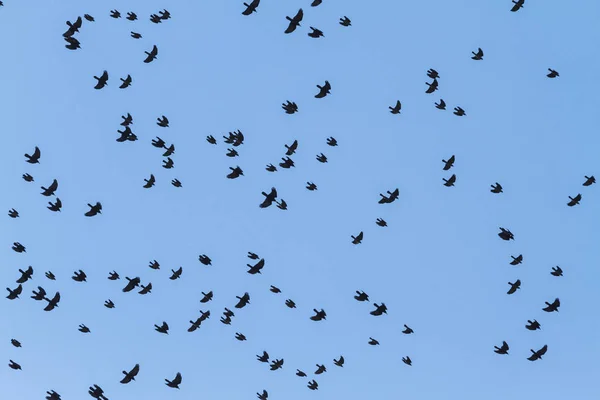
[12,242,26,253]
[242,0,260,15]
[311,0,322,6]
[402,356,412,366]
[257,351,269,363]
[88,384,107,400]
[144,45,158,63]
[162,157,174,169]
[442,155,455,170]
[494,341,509,355]
[296,369,307,377]
[389,100,401,114]
[510,0,525,12]
[316,153,327,163]
[235,332,247,341]
[257,389,268,400]
[16,266,34,283]
[370,303,388,316]
[64,36,81,50]
[11,339,22,348]
[435,99,446,110]
[368,337,380,345]
[155,321,169,334]
[6,284,22,300]
[46,390,61,400]
[453,106,466,116]
[200,291,213,303]
[47,198,62,212]
[527,345,548,361]
[9,360,21,370]
[567,193,581,206]
[510,254,523,265]
[351,231,363,245]
[315,81,331,98]
[310,309,326,321]
[227,166,244,179]
[339,16,351,26]
[491,182,503,193]
[78,324,90,333]
[525,319,541,331]
[542,298,560,312]
[41,179,58,196]
[152,137,166,148]
[507,280,521,294]
[169,267,183,280]
[122,277,141,292]
[22,173,34,182]
[159,9,171,20]
[121,113,133,126]
[206,135,217,144]
[306,182,317,191]
[379,188,400,204]
[63,16,82,37]
[8,208,19,218]
[221,315,232,325]
[84,202,102,216]
[156,115,169,127]
[547,68,559,78]
[247,259,265,274]
[443,174,456,187]
[284,9,303,34]
[150,14,162,23]
[583,175,595,186]
[260,187,278,208]
[270,359,284,370]
[326,137,338,146]
[276,199,288,210]
[235,292,250,308]
[120,364,140,384]
[163,144,175,157]
[270,285,281,293]
[285,299,296,308]
[199,255,212,266]
[43,292,60,311]
[402,324,414,334]
[227,148,239,157]
[72,270,87,282]
[354,290,369,301]
[188,317,203,332]
[551,266,563,277]
[127,12,138,21]
[143,174,155,188]
[119,75,132,89]
[93,71,109,89]
[376,218,387,227]
[248,252,260,260]
[334,356,344,367]
[307,380,319,390]
[498,227,514,241]
[108,271,120,281]
[139,283,152,295]
[282,100,298,114]
[427,68,440,79]
[471,48,484,60]
[131,32,142,39]
[110,9,121,18]
[148,260,160,270]
[315,364,326,374]
[280,157,295,169]
[425,78,438,94]
[165,372,182,389]
[104,299,115,309]
[308,27,324,38]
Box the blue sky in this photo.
[2,1,600,399]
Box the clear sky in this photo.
[2,1,600,399]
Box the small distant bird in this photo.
[155,321,169,334]
[11,339,22,348]
[226,149,239,157]
[306,182,317,191]
[206,135,217,144]
[453,106,466,116]
[368,337,380,345]
[282,100,298,114]
[326,137,338,146]
[510,254,523,265]
[104,299,115,309]
[43,292,60,311]
[315,81,331,98]
[276,199,288,210]
[165,372,182,389]
[71,270,86,282]
[542,298,560,312]
[78,324,90,333]
[88,385,106,400]
[307,380,319,390]
[296,369,307,377]
[6,284,22,300]
[279,157,295,169]
[370,303,387,316]
[122,277,141,292]
[308,27,324,38]
[551,266,563,277]
[235,292,251,308]
[93,70,109,89]
[63,16,82,37]
[507,280,521,294]
[119,75,132,89]
[490,182,503,193]
[567,193,581,206]
[260,187,278,208]
[498,227,514,241]
[314,364,326,374]
[162,157,174,169]
[120,364,140,384]
[443,174,456,187]
[376,218,387,227]
[510,0,525,12]
[226,166,244,179]
[8,360,21,370]
[339,16,351,26]
[200,291,213,303]
[169,267,183,280]
[171,179,182,187]
[427,69,440,79]
[150,14,162,23]
[284,9,303,34]
[316,153,327,163]
[333,356,344,367]
[163,144,175,157]
[16,266,33,283]
[46,390,61,400]
[149,260,160,270]
[159,9,171,19]
[131,32,142,39]
[583,175,595,186]
[525,319,541,331]
[235,332,246,341]
[22,173,34,182]
[41,179,58,196]
[127,12,138,21]
[157,115,169,127]
[110,10,121,18]
[389,100,402,114]
[64,36,81,50]
[425,78,438,93]
[12,242,26,253]
[242,0,260,15]
[139,283,152,295]
[527,344,548,361]
[47,198,62,212]
[257,351,269,363]
[547,68,559,78]
[108,271,120,280]
[442,155,455,170]
[402,324,414,334]
[8,208,19,218]
[379,188,399,204]
[270,359,284,371]
[248,252,260,260]
[311,0,322,6]
[144,45,158,63]
[121,113,133,126]
[143,174,155,188]
[494,341,509,355]
[199,255,212,266]
[471,48,484,60]
[247,258,265,274]
[85,202,102,217]
[45,271,56,280]
[270,285,281,293]
[285,299,296,308]
[402,356,412,366]
[435,99,446,110]
[257,390,268,400]
[351,231,363,244]
[354,290,369,301]
[310,309,326,321]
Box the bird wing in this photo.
[173,372,182,384]
[537,344,548,356]
[32,146,41,159]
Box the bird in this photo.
[490,182,503,193]
[6,284,23,300]
[527,345,548,361]
[31,287,46,301]
[339,16,351,26]
[315,364,326,374]
[12,242,26,253]
[354,290,369,301]
[307,380,319,390]
[279,157,295,168]
[40,179,58,196]
[425,78,438,93]
[108,271,120,280]
[510,254,523,265]
[282,100,298,114]
[242,0,260,15]
[402,324,414,334]
[494,341,509,355]
[227,166,244,179]
[43,292,60,311]
[257,389,268,400]
[296,369,307,377]
[121,113,133,126]
[93,71,109,89]
[442,155,455,170]
[159,9,171,19]
[131,32,142,39]
[199,255,212,266]
[389,100,402,114]
[260,187,278,208]
[110,9,121,18]
[270,359,284,370]
[169,267,183,280]
[47,198,62,212]
[156,115,169,127]
[139,283,152,295]
[310,309,326,321]
[8,360,22,370]
[164,145,176,158]
[148,260,160,270]
[315,81,331,98]
[104,299,115,309]
[45,271,56,280]
[270,285,281,293]
[285,299,296,308]
[510,0,525,12]
[64,36,81,50]
[453,106,466,116]
[507,280,521,294]
[326,137,338,146]
[427,68,440,79]
[144,45,158,63]
[351,231,363,244]
[143,174,155,188]
[276,199,288,210]
[402,356,412,366]
[62,16,82,37]
[471,47,484,60]
[370,303,388,316]
[583,175,595,186]
[78,324,90,333]
[306,182,317,191]
[122,277,141,292]
[543,298,560,312]
[257,351,269,363]
[235,292,251,308]
[551,266,563,277]
[333,356,344,367]
[162,157,174,169]
[368,337,380,345]
[88,384,107,400]
[155,322,169,334]
[72,270,87,282]
[248,252,260,260]
[200,291,213,303]
[235,332,247,341]
[126,12,138,21]
[247,258,265,274]
[376,218,387,227]
[525,320,541,331]
[311,0,322,6]
[567,194,582,206]
[379,188,399,204]
[206,135,217,144]
[22,173,34,182]
[435,99,446,110]
[316,153,327,163]
[308,27,324,38]
[11,339,22,348]
[165,372,182,389]
[46,390,61,400]
[284,9,303,34]
[150,14,162,23]
[443,174,456,187]
[16,266,33,283]
[547,68,559,78]
[171,179,182,187]
[227,149,240,157]
[498,227,514,241]
[120,364,140,384]
[8,208,19,218]
[119,75,132,89]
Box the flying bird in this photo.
[389,100,402,114]
[425,78,438,93]
[583,175,595,186]
[119,75,132,89]
[494,341,509,355]
[169,267,183,280]
[41,179,58,196]
[354,290,369,301]
[351,231,363,244]
[442,155,455,170]
[339,16,351,26]
[491,182,503,193]
[567,193,581,206]
[435,99,446,110]
[542,298,560,312]
[443,174,456,187]
[93,71,109,89]
[165,372,182,389]
[284,9,303,34]
[471,48,484,60]
[235,292,251,308]
[527,345,548,361]
[551,266,563,277]
[525,319,541,331]
[509,254,523,265]
[155,321,169,334]
[6,284,23,300]
[43,292,60,311]
[260,187,278,208]
[85,202,102,217]
[547,68,559,78]
[308,27,324,38]
[242,0,260,15]
[144,45,158,63]
[402,325,414,334]
[143,174,155,188]
[315,81,331,98]
[45,271,56,281]
[453,106,466,116]
[510,0,525,12]
[310,309,326,321]
[47,198,62,212]
[127,12,138,21]
[120,364,140,384]
[507,280,521,294]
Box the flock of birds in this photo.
[4,0,596,399]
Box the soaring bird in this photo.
[127,12,138,21]
[257,351,269,363]
[165,372,182,389]
[120,364,140,384]
[370,303,387,316]
[498,227,514,241]
[247,259,265,274]
[567,193,581,206]
[354,290,369,301]
[257,389,268,400]
[260,187,278,208]
[63,16,82,37]
[494,341,509,355]
[270,359,284,370]
[16,266,33,283]
[8,208,19,218]
[402,356,412,366]
[507,279,521,294]
[453,106,466,116]
[339,16,351,26]
[351,231,363,244]
[43,292,60,311]
[41,179,58,196]
[547,68,559,78]
[143,174,155,188]
[583,175,595,186]
[525,319,541,331]
[47,198,62,212]
[435,99,446,110]
[471,48,484,60]
[119,75,132,89]
[425,78,438,93]
[284,9,303,34]
[510,0,525,12]
[551,266,563,277]
[310,309,326,321]
[327,137,338,146]
[542,298,560,312]
[85,202,102,217]
[31,286,46,300]
[307,380,319,390]
[442,155,455,170]
[242,0,260,15]
[315,81,331,98]
[235,292,251,308]
[308,27,324,38]
[490,182,503,193]
[144,45,158,63]
[333,356,344,367]
[527,345,548,361]
[510,254,523,265]
[93,71,109,89]
[443,174,456,187]
[402,324,414,334]
[155,321,169,334]
[376,218,387,227]
[169,267,183,280]
[6,284,23,300]
[389,100,401,114]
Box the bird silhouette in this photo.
[144,45,158,63]
[93,71,109,89]
[120,364,140,384]
[471,48,484,60]
[494,341,509,355]
[284,9,303,34]
[242,0,260,15]
[527,344,547,361]
[165,372,182,389]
